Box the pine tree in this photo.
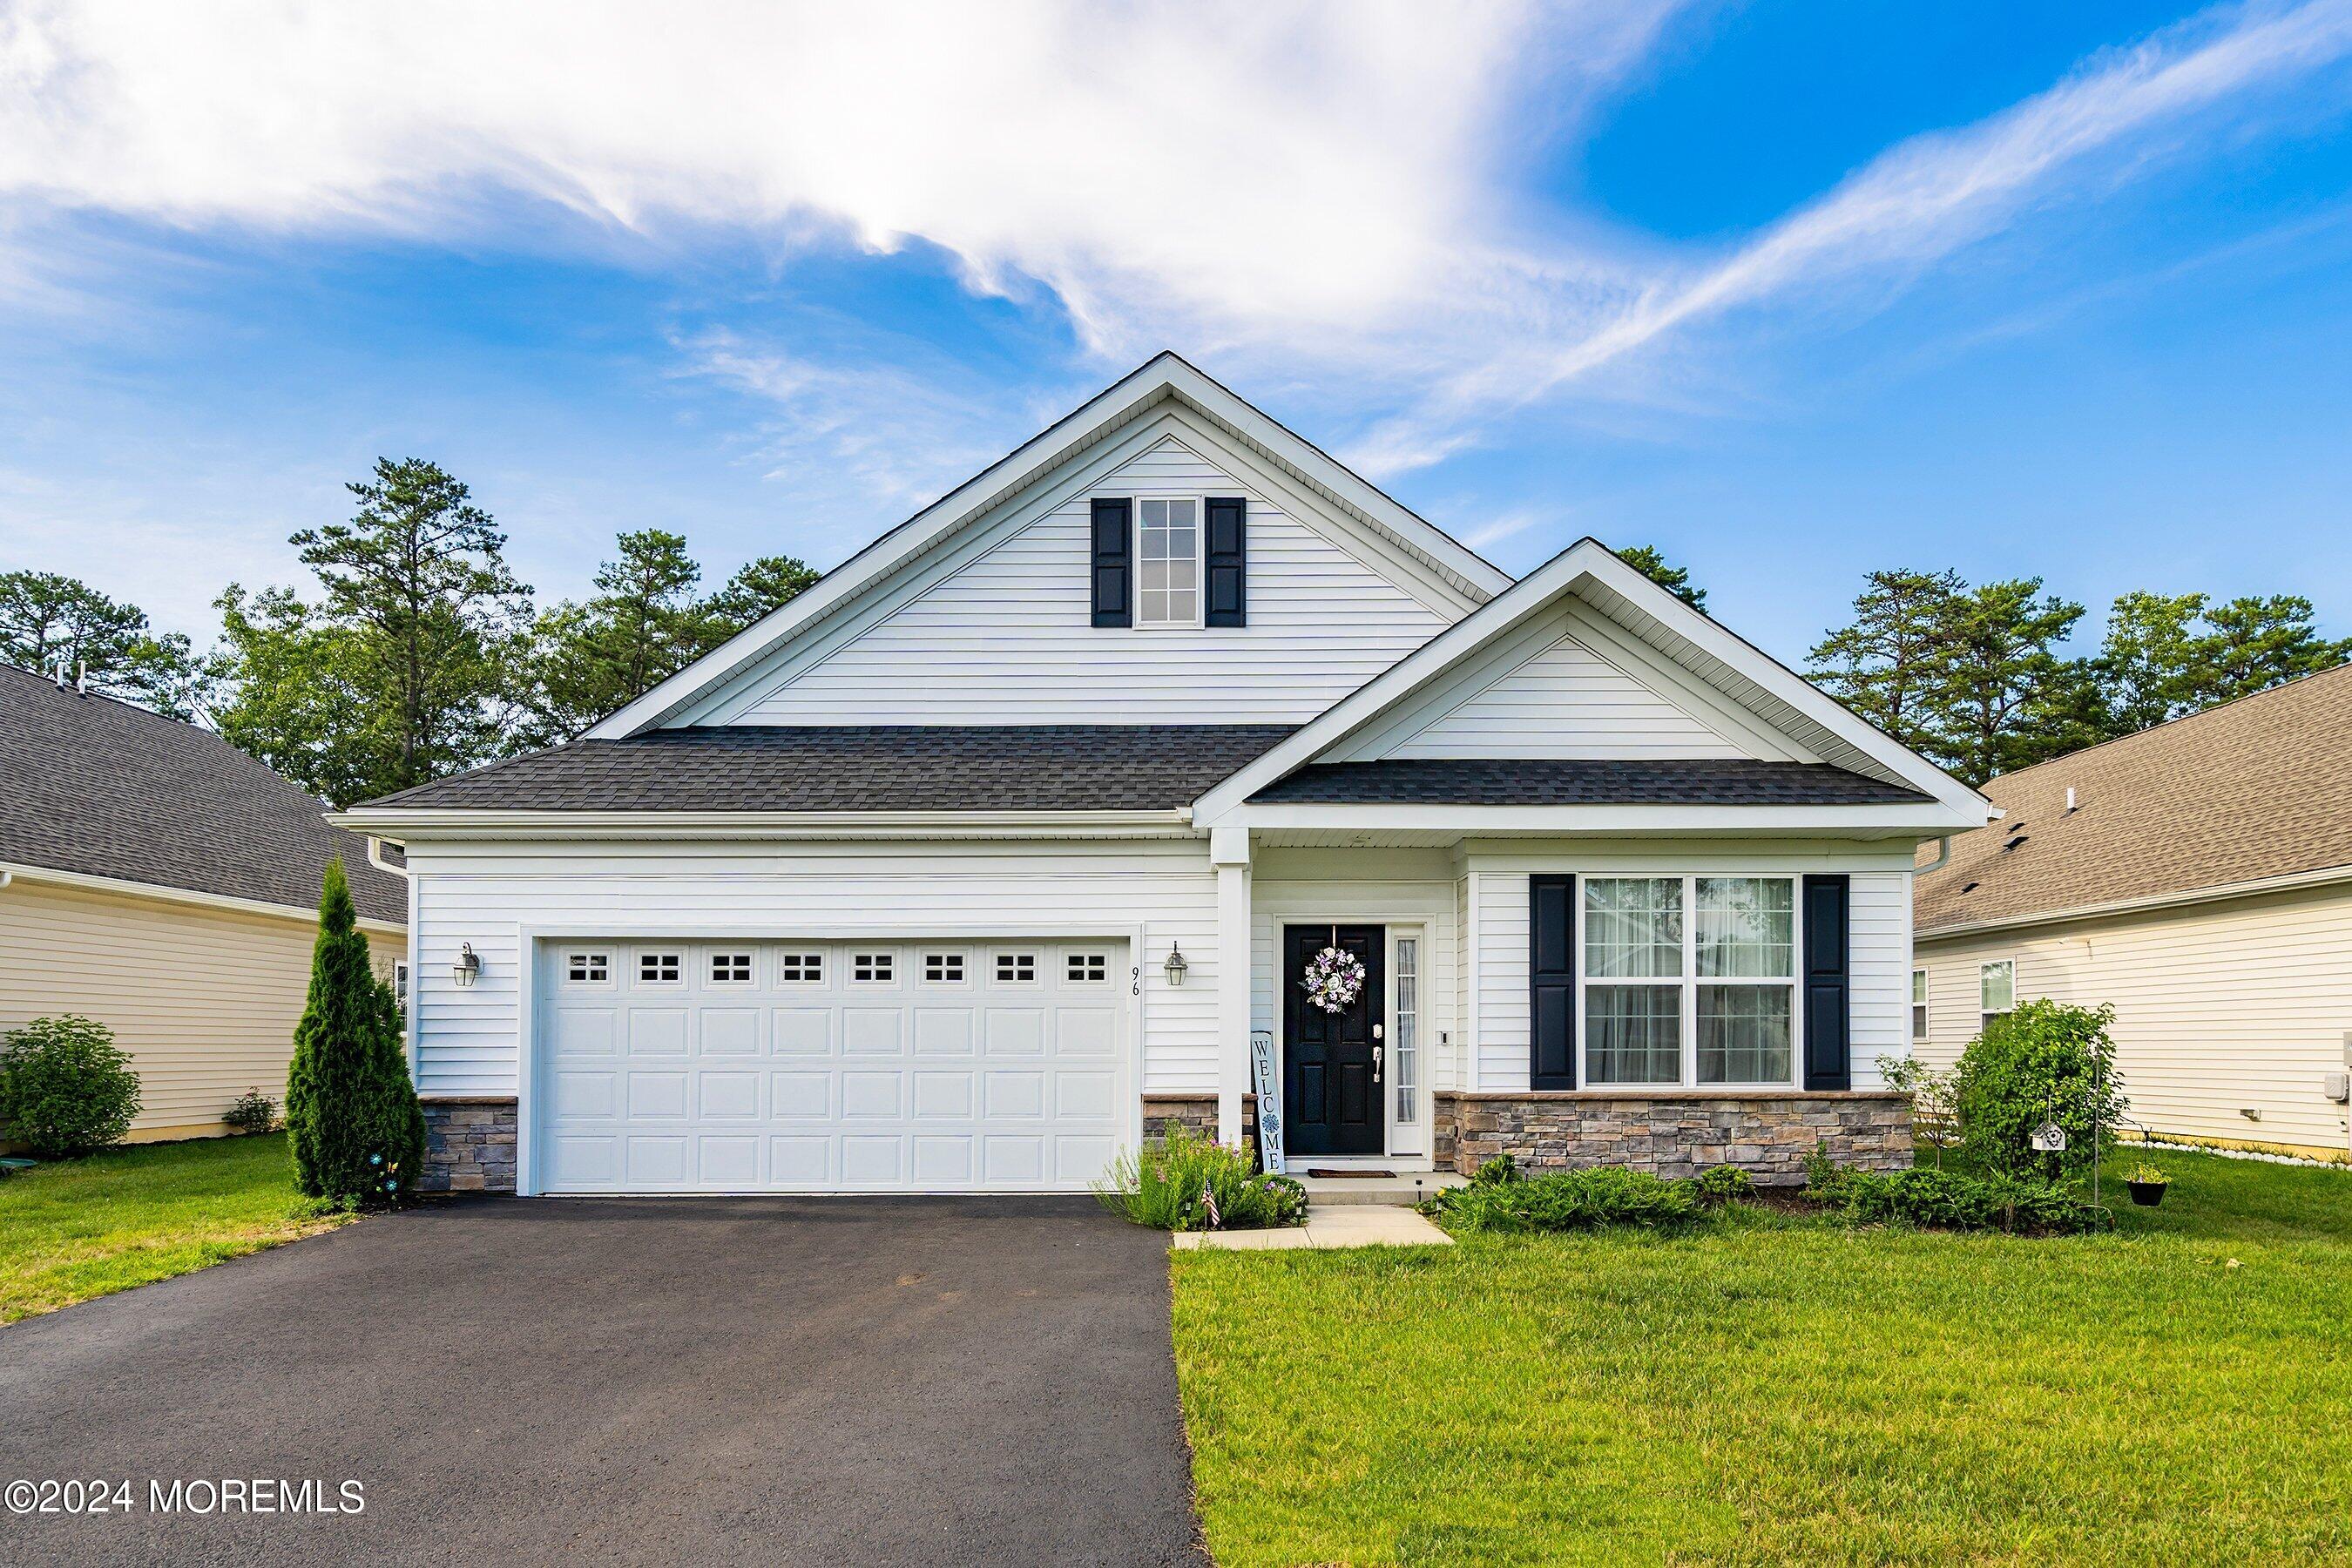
[286,859,426,1204]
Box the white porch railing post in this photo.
[1212,827,1253,1146]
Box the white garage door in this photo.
[535,939,1132,1193]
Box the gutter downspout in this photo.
[1915,835,1953,875]
[367,836,410,881]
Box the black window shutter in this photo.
[1204,496,1247,626]
[1531,875,1577,1090]
[1091,497,1132,627]
[1802,874,1851,1091]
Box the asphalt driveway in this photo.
[0,1196,1204,1565]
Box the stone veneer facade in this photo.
[1433,1090,1912,1185]
[420,1098,518,1193]
[1142,1093,1257,1149]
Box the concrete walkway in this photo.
[1171,1205,1454,1250]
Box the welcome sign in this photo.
[1249,1031,1285,1175]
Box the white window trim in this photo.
[1576,874,1802,1092]
[922,948,972,986]
[1064,949,1111,986]
[707,950,756,988]
[1132,494,1205,631]
[993,948,1043,987]
[848,949,899,987]
[776,950,826,986]
[1911,967,1930,1041]
[634,949,686,988]
[392,959,411,1009]
[1980,958,2016,1031]
[563,950,615,988]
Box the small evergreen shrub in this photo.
[1432,1166,1702,1233]
[285,860,426,1206]
[1094,1121,1308,1231]
[0,1015,141,1158]
[1953,1000,2126,1179]
[1693,1164,1755,1203]
[224,1088,276,1134]
[1470,1152,1523,1186]
[1807,1159,2104,1234]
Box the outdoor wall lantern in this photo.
[1163,941,1188,987]
[452,942,482,988]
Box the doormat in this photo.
[1304,1168,1396,1179]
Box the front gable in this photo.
[683,413,1470,727]
[590,353,1510,738]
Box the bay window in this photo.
[1584,875,1797,1088]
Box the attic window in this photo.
[1136,498,1200,627]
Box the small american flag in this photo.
[1201,1183,1221,1229]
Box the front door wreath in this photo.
[1301,944,1367,1014]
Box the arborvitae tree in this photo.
[286,859,425,1205]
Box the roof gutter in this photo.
[0,858,404,936]
[1916,860,2352,942]
[330,808,1199,843]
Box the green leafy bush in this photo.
[1094,1121,1308,1231]
[1433,1166,1702,1233]
[1693,1164,1755,1203]
[0,1014,142,1158]
[285,860,426,1206]
[1470,1152,1523,1186]
[1954,1000,2126,1178]
[224,1088,276,1134]
[1808,1159,2104,1234]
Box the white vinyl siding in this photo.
[1914,883,2352,1158]
[406,838,1218,1099]
[0,878,403,1138]
[695,425,1459,727]
[1467,852,1915,1092]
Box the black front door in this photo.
[1283,924,1384,1157]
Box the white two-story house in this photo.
[338,355,1986,1195]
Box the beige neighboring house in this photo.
[0,662,408,1143]
[1913,662,2352,1160]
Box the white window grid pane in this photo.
[568,952,610,983]
[1066,952,1107,983]
[1585,878,1683,977]
[852,952,895,983]
[1694,877,1793,978]
[639,952,681,983]
[996,952,1037,983]
[710,952,754,983]
[923,952,966,983]
[1587,984,1683,1084]
[779,952,824,983]
[1697,984,1793,1084]
[1394,938,1419,1124]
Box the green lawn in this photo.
[0,1132,343,1322]
[1172,1152,2352,1566]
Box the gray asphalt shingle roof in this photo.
[1246,757,1932,807]
[0,663,408,924]
[360,726,1304,813]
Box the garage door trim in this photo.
[515,921,1150,1196]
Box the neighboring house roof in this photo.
[1249,758,1932,807]
[0,662,407,926]
[584,352,1513,740]
[1916,662,2352,936]
[363,726,1301,813]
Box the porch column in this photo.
[1211,826,1253,1146]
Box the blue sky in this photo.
[3,0,2350,667]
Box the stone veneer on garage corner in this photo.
[1433,1091,1913,1185]
[420,1098,518,1193]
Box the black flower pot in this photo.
[2127,1179,2168,1207]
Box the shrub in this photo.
[224,1089,277,1135]
[1878,1053,1961,1168]
[1808,1159,2104,1234]
[285,860,426,1206]
[1433,1166,1701,1233]
[1693,1164,1754,1203]
[1470,1152,1523,1186]
[1094,1121,1308,1231]
[0,1015,141,1158]
[1953,1000,2126,1179]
